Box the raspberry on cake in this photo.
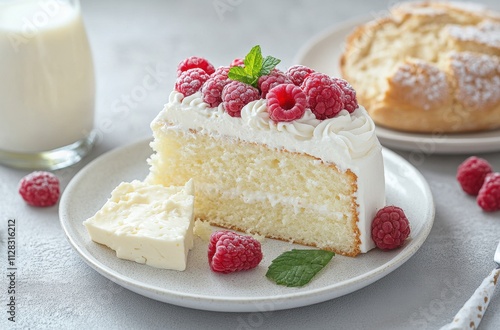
[286,65,315,86]
[147,46,385,257]
[258,69,291,98]
[222,80,260,117]
[177,56,215,76]
[201,66,230,107]
[175,68,210,97]
[301,72,344,119]
[266,84,306,122]
[332,77,358,113]
[230,58,244,67]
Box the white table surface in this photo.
[2,0,500,329]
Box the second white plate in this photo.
[294,16,500,154]
[59,138,434,312]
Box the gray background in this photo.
[1,0,500,329]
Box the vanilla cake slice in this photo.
[146,53,386,256]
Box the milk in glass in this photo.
[0,0,95,168]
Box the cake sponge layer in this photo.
[148,126,363,256]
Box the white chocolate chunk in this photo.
[83,179,195,271]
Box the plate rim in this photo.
[294,17,500,154]
[376,126,500,154]
[59,138,435,312]
[293,14,369,69]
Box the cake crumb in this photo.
[193,219,213,241]
[250,233,266,243]
[245,230,266,243]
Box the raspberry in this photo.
[332,77,358,112]
[230,58,244,67]
[258,69,292,98]
[286,65,315,86]
[177,56,215,76]
[477,173,500,212]
[208,230,263,273]
[201,67,230,107]
[267,84,307,122]
[371,206,411,250]
[301,73,344,119]
[18,171,60,207]
[457,156,493,195]
[222,81,260,117]
[201,78,227,107]
[175,68,209,97]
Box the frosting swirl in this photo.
[173,91,225,117]
[241,100,321,140]
[313,110,378,158]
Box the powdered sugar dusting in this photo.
[445,1,500,20]
[448,21,500,49]
[391,60,449,110]
[392,2,447,17]
[21,171,59,191]
[396,6,446,17]
[446,1,487,14]
[450,52,500,110]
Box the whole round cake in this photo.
[147,46,385,256]
[340,1,500,133]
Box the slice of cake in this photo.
[147,46,385,257]
[83,179,195,270]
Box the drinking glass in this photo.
[0,0,96,170]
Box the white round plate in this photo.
[59,138,434,312]
[294,16,500,154]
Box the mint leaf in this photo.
[244,45,263,78]
[260,56,280,76]
[227,45,281,88]
[266,249,334,287]
[227,66,255,86]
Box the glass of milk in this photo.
[0,0,96,170]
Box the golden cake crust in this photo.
[340,1,500,133]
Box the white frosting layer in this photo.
[168,91,378,164]
[155,91,385,252]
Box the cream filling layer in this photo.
[197,183,344,220]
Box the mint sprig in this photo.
[260,56,280,76]
[266,249,335,287]
[228,45,280,88]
